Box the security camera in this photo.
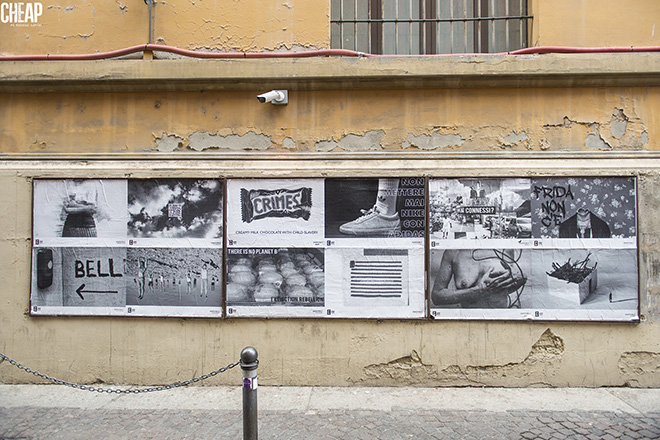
[257,90,288,105]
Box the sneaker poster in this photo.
[225,178,426,319]
[30,178,224,318]
[428,177,638,321]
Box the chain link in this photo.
[0,353,241,394]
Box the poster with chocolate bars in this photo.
[428,177,638,321]
[30,179,224,317]
[225,178,426,318]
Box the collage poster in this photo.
[31,179,224,317]
[428,177,638,321]
[225,178,426,318]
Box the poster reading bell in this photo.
[225,178,426,318]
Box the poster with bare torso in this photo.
[429,177,638,321]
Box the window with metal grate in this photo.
[331,0,531,55]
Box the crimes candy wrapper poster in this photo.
[31,179,224,317]
[30,177,639,321]
[428,177,638,321]
[225,178,426,319]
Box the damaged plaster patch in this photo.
[402,132,464,150]
[360,329,564,386]
[315,130,385,152]
[618,351,660,376]
[282,137,297,149]
[363,350,437,384]
[188,131,272,151]
[585,130,612,150]
[609,108,629,140]
[542,108,648,151]
[154,133,185,152]
[437,328,565,385]
[503,131,529,147]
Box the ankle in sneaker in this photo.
[339,206,401,236]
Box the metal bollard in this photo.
[240,347,259,440]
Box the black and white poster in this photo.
[31,179,223,317]
[33,179,128,246]
[530,177,636,243]
[226,247,325,318]
[429,177,638,321]
[225,179,326,317]
[429,178,530,241]
[323,178,425,318]
[127,179,224,243]
[225,178,426,318]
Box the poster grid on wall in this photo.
[29,176,639,322]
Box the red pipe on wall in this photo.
[0,44,658,61]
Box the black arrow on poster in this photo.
[76,284,119,300]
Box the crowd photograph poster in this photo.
[225,178,426,319]
[31,179,224,318]
[429,177,638,321]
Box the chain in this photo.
[0,353,241,394]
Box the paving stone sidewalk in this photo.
[1,385,660,439]
[2,407,660,439]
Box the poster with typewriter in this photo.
[30,178,223,318]
[429,177,638,321]
[323,178,426,318]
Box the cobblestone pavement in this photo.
[2,407,660,439]
[2,385,660,439]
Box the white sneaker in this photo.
[339,206,401,236]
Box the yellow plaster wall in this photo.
[1,162,660,388]
[1,1,660,389]
[2,0,660,56]
[530,0,660,47]
[0,86,655,154]
[0,0,330,55]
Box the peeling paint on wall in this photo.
[402,132,464,150]
[541,108,648,151]
[154,131,273,152]
[362,350,437,384]
[360,329,565,386]
[437,328,565,386]
[188,131,272,151]
[585,130,612,150]
[282,137,297,149]
[154,133,185,152]
[315,130,385,152]
[618,351,660,376]
[609,108,629,140]
[503,131,530,147]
